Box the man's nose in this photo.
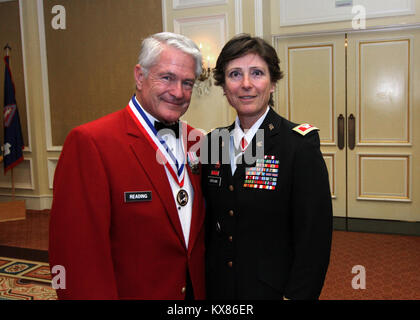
[170,81,184,99]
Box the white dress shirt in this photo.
[230,106,270,175]
[132,97,193,248]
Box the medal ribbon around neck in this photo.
[127,95,186,187]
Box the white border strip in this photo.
[37,0,61,151]
[161,0,167,32]
[234,0,243,34]
[254,0,263,37]
[18,0,32,152]
[173,0,227,10]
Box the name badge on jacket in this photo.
[208,162,222,187]
[124,191,152,203]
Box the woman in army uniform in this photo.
[202,34,333,300]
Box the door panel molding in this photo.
[275,28,420,222]
[357,153,411,202]
[286,43,336,145]
[323,153,336,199]
[356,37,412,146]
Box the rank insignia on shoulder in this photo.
[293,123,319,136]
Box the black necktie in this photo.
[154,121,180,139]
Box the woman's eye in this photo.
[252,69,264,77]
[228,71,241,79]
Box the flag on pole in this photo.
[3,55,24,174]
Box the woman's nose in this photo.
[241,74,252,89]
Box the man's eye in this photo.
[183,81,194,89]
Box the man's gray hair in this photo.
[138,32,202,78]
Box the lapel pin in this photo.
[269,124,274,131]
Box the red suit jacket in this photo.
[49,105,205,299]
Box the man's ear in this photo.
[134,64,144,91]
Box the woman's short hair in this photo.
[138,32,203,78]
[213,34,284,106]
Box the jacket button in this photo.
[229,185,234,191]
[228,210,234,216]
[181,286,186,294]
[227,261,233,267]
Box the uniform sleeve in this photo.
[284,132,333,299]
[49,128,118,299]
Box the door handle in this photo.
[337,114,345,150]
[348,114,356,150]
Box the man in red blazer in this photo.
[49,32,205,299]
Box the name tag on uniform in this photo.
[208,176,221,187]
[124,191,152,203]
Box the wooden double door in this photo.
[275,28,420,222]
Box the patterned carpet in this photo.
[0,257,56,300]
[0,230,418,300]
[320,231,420,300]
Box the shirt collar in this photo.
[231,106,270,150]
[133,96,160,127]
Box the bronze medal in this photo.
[177,189,189,207]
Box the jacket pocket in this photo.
[257,258,289,293]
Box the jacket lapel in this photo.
[255,107,282,156]
[184,124,205,253]
[124,107,187,250]
[232,108,282,179]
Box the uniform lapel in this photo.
[225,123,236,184]
[257,107,282,155]
[184,124,205,253]
[233,108,281,180]
[124,107,187,250]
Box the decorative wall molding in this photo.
[173,0,227,10]
[0,194,53,210]
[254,0,263,37]
[174,13,227,67]
[174,13,229,123]
[17,0,32,152]
[234,0,243,34]
[279,0,415,27]
[173,14,227,44]
[36,0,62,151]
[162,0,168,31]
[0,158,34,190]
[47,158,58,190]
